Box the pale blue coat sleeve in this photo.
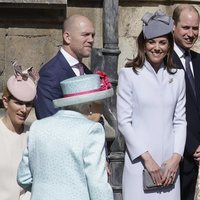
[173,70,187,156]
[117,69,148,161]
[83,123,114,200]
[17,134,32,192]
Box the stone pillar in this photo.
[102,1,124,200]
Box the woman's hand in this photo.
[106,161,111,176]
[161,153,181,186]
[141,152,162,186]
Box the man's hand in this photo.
[193,145,200,164]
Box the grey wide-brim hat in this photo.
[142,11,173,39]
[53,74,114,108]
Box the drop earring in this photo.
[89,104,92,115]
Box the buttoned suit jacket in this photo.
[17,110,114,200]
[34,51,92,119]
[173,50,200,200]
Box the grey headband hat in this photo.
[142,11,173,39]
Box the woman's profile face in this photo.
[145,36,170,68]
[3,96,33,126]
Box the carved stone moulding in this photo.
[0,0,67,4]
[0,1,67,26]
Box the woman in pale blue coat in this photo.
[17,73,114,200]
[117,11,186,200]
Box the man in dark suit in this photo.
[172,4,200,200]
[34,15,94,119]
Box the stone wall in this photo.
[118,3,200,71]
[0,2,66,93]
[69,2,200,71]
[0,0,200,93]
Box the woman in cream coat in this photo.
[117,11,186,200]
[0,67,36,200]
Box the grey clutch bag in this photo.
[143,169,162,191]
[143,168,175,192]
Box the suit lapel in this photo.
[83,64,93,74]
[57,51,92,75]
[173,51,197,101]
[191,51,200,105]
[173,51,183,70]
[57,51,77,77]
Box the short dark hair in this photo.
[173,4,199,25]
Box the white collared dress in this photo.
[117,60,186,200]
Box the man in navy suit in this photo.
[172,4,200,200]
[34,15,94,119]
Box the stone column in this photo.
[102,1,124,200]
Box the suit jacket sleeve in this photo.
[83,123,113,200]
[34,69,60,119]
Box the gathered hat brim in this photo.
[53,88,113,108]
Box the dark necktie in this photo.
[185,51,196,96]
[72,63,84,75]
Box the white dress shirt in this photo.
[60,47,81,76]
[174,43,194,76]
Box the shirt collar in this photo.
[174,43,185,58]
[60,47,79,66]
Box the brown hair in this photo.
[1,87,11,108]
[125,31,176,74]
[2,87,12,100]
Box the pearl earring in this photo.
[89,104,92,115]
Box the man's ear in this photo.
[2,96,9,109]
[63,31,71,45]
[173,21,176,32]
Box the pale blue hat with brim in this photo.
[53,74,114,108]
[142,11,173,39]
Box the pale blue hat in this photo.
[53,74,114,108]
[142,11,173,39]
